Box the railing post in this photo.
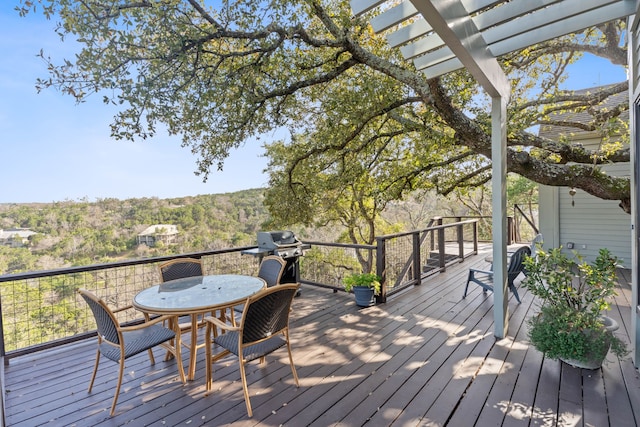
[513,215,516,243]
[413,232,421,285]
[431,216,441,249]
[456,216,464,261]
[438,219,446,272]
[473,221,479,254]
[376,237,387,303]
[507,216,514,245]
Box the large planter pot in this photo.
[560,316,619,370]
[353,286,376,307]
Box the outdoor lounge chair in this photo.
[463,245,531,303]
[78,289,182,416]
[502,233,542,260]
[204,283,300,417]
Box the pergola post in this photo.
[491,95,508,338]
[406,0,512,339]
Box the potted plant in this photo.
[523,247,627,369]
[343,272,381,307]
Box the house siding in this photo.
[558,189,631,266]
[539,139,631,267]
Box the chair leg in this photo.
[239,357,253,417]
[285,331,299,387]
[165,317,177,362]
[509,282,522,303]
[143,314,158,364]
[168,318,187,383]
[463,271,473,299]
[144,313,159,365]
[205,322,213,391]
[147,348,156,365]
[110,357,126,416]
[229,308,237,327]
[88,348,101,393]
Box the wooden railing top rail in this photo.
[438,215,491,219]
[376,219,479,240]
[302,241,376,250]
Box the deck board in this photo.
[3,246,640,426]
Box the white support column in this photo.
[492,95,508,338]
[632,99,639,367]
[629,10,640,368]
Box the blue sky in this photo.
[1,4,271,203]
[0,4,628,204]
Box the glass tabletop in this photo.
[133,274,265,314]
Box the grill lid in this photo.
[257,231,300,249]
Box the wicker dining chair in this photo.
[158,257,203,282]
[233,255,286,317]
[159,256,207,325]
[204,283,300,417]
[257,255,287,287]
[158,257,229,343]
[78,289,183,416]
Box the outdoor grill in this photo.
[256,230,304,259]
[242,230,308,286]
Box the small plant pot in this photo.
[353,286,376,307]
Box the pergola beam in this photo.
[409,0,509,99]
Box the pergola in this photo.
[350,0,640,366]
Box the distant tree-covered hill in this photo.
[0,189,274,274]
[0,185,521,275]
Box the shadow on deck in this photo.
[4,246,640,426]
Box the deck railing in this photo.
[376,218,478,300]
[0,218,478,361]
[0,247,259,361]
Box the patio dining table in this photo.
[133,274,266,381]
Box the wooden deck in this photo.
[4,248,640,426]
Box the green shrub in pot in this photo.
[343,273,381,295]
[523,247,627,368]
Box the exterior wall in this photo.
[538,185,559,250]
[136,233,177,247]
[559,187,630,267]
[539,136,631,267]
[136,235,157,246]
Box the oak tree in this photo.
[18,0,630,215]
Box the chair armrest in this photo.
[469,268,493,275]
[120,314,175,332]
[204,315,240,332]
[112,304,134,314]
